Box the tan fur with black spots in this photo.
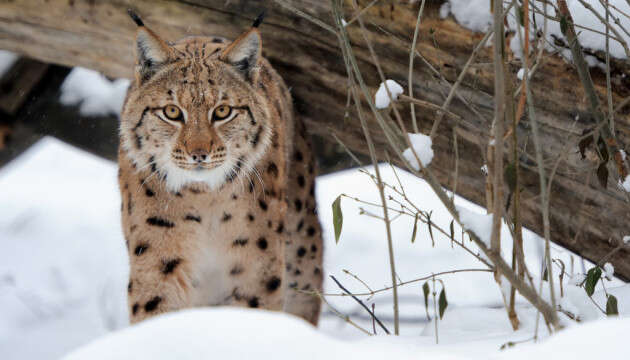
[119,11,322,325]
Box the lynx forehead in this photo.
[120,23,272,192]
[118,11,323,326]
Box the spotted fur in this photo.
[119,14,322,325]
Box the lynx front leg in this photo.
[283,129,324,325]
[126,238,196,324]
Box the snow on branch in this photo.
[402,133,434,170]
[374,80,403,109]
[455,206,493,248]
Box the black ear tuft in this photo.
[133,25,171,83]
[252,10,266,28]
[128,9,144,27]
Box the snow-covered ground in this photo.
[0,138,129,359]
[1,137,627,359]
[61,307,630,360]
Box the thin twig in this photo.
[329,275,391,335]
[343,269,374,295]
[556,1,629,190]
[398,94,462,120]
[319,268,493,297]
[604,0,615,133]
[314,290,372,336]
[576,0,630,58]
[371,303,377,335]
[320,0,559,330]
[517,0,558,331]
[345,0,380,27]
[272,0,336,34]
[343,0,404,334]
[408,0,427,133]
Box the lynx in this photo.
[118,11,322,325]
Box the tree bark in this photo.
[0,0,629,280]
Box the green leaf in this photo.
[438,288,448,319]
[449,220,455,248]
[597,162,609,189]
[411,213,419,243]
[517,6,524,27]
[504,163,517,192]
[597,137,609,162]
[560,16,569,35]
[606,295,619,316]
[422,282,431,320]
[578,129,594,160]
[332,195,343,243]
[585,267,602,296]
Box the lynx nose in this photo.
[190,149,209,163]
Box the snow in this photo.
[499,318,630,360]
[63,308,467,360]
[402,132,433,170]
[620,175,630,192]
[439,2,451,20]
[0,50,18,78]
[510,35,526,61]
[604,262,615,280]
[62,307,630,360]
[443,0,630,61]
[624,235,630,245]
[0,138,627,359]
[591,283,630,312]
[374,79,403,109]
[441,0,492,32]
[0,137,128,360]
[455,205,493,247]
[60,67,130,116]
[62,306,630,360]
[557,279,603,322]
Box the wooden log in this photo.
[0,64,122,167]
[0,0,628,280]
[0,57,48,152]
[0,58,48,115]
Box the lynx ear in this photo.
[128,9,171,82]
[220,28,262,77]
[220,12,265,78]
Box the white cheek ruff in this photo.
[161,161,232,192]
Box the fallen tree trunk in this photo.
[0,0,629,280]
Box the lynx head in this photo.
[120,11,272,192]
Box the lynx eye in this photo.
[212,105,233,122]
[163,105,183,121]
